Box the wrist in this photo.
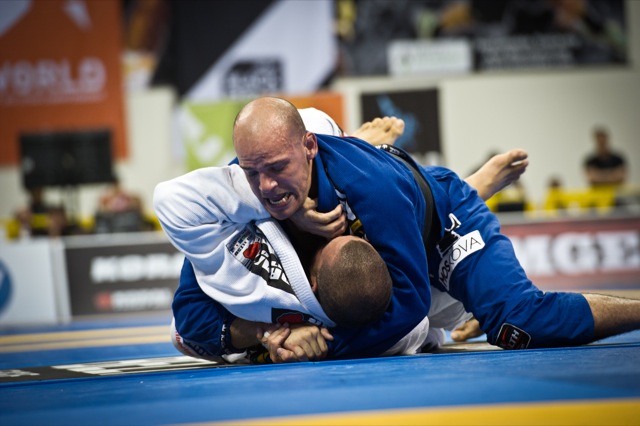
[229,318,267,350]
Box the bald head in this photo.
[312,236,392,327]
[233,97,306,144]
[232,97,318,221]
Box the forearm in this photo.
[173,258,245,357]
[586,168,626,185]
[230,318,270,349]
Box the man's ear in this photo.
[304,132,318,160]
[310,274,318,294]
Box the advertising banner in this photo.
[64,234,182,316]
[154,0,336,102]
[0,239,69,326]
[338,0,626,76]
[0,0,127,165]
[503,215,640,292]
[361,88,441,165]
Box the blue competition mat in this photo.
[1,315,639,425]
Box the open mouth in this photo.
[266,193,291,206]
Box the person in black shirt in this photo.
[584,127,627,187]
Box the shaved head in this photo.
[233,97,306,145]
[312,236,392,327]
[232,97,318,220]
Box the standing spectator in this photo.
[584,127,627,187]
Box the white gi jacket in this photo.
[154,164,336,328]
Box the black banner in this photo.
[361,88,441,162]
[64,235,183,316]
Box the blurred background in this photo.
[1,0,639,326]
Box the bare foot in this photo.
[465,149,529,201]
[351,117,405,146]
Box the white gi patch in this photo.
[438,230,485,290]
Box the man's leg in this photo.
[585,293,640,340]
[428,169,595,349]
[452,293,640,343]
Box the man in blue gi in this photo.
[171,97,640,362]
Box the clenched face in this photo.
[233,100,317,221]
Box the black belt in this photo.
[379,144,439,253]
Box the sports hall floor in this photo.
[1,310,639,426]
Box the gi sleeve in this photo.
[172,258,243,357]
[153,165,269,265]
[154,165,270,355]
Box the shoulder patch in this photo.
[226,225,292,293]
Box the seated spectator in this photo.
[13,187,78,237]
[492,180,531,213]
[47,205,81,237]
[543,176,568,212]
[98,176,142,214]
[14,187,49,237]
[94,176,150,233]
[584,127,627,187]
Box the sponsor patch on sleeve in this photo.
[497,323,531,349]
[438,230,485,290]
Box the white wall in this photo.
[441,69,640,203]
[1,1,638,220]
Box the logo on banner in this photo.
[0,58,107,105]
[223,59,282,98]
[0,260,13,316]
[90,253,183,283]
[94,288,173,312]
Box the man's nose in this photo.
[259,173,277,192]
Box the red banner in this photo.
[503,215,640,291]
[0,0,127,165]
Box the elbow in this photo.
[153,181,177,230]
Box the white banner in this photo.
[0,239,70,326]
[186,0,336,101]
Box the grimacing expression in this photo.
[235,131,317,221]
